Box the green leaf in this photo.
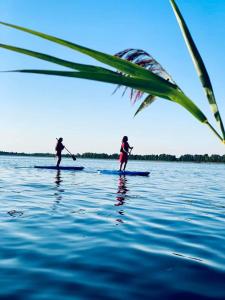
[1,20,223,143]
[0,43,117,74]
[171,89,207,123]
[170,0,225,139]
[10,68,208,124]
[1,21,207,122]
[0,21,178,90]
[9,69,173,99]
[134,95,157,117]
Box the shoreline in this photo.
[0,151,225,163]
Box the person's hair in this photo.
[58,137,63,142]
[122,136,128,143]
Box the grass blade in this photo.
[16,69,222,140]
[170,0,225,139]
[9,68,208,124]
[134,95,157,117]
[8,69,173,99]
[0,20,223,143]
[0,21,178,89]
[0,43,117,74]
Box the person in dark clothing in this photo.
[55,137,65,167]
[119,136,133,171]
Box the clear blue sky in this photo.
[1,0,225,155]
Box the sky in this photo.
[0,0,225,155]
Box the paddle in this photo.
[56,138,76,161]
[129,147,133,156]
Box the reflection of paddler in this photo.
[115,175,128,206]
[119,136,133,171]
[118,176,128,194]
[55,137,65,167]
[55,170,62,187]
[53,169,63,211]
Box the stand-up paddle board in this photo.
[34,166,84,171]
[98,170,150,176]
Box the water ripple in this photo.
[0,157,225,299]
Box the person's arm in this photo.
[128,143,133,151]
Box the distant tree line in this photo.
[78,153,225,163]
[1,150,225,163]
[0,151,55,157]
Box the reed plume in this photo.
[114,48,177,115]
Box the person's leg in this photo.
[119,153,124,171]
[56,154,61,167]
[123,161,127,171]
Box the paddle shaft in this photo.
[64,145,73,156]
[129,147,133,156]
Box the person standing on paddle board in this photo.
[55,137,65,167]
[119,136,133,171]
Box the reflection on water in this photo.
[55,170,62,187]
[115,175,129,223]
[7,210,24,217]
[115,175,128,206]
[53,170,64,210]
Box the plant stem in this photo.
[205,121,224,143]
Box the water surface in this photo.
[0,156,225,299]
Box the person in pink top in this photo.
[119,136,133,171]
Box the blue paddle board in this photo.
[34,166,84,171]
[98,170,150,176]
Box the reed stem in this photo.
[205,121,224,143]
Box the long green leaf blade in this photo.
[134,95,157,117]
[9,68,208,123]
[170,0,225,139]
[0,43,117,74]
[9,69,173,99]
[0,21,223,143]
[0,21,178,90]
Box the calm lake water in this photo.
[0,156,225,299]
